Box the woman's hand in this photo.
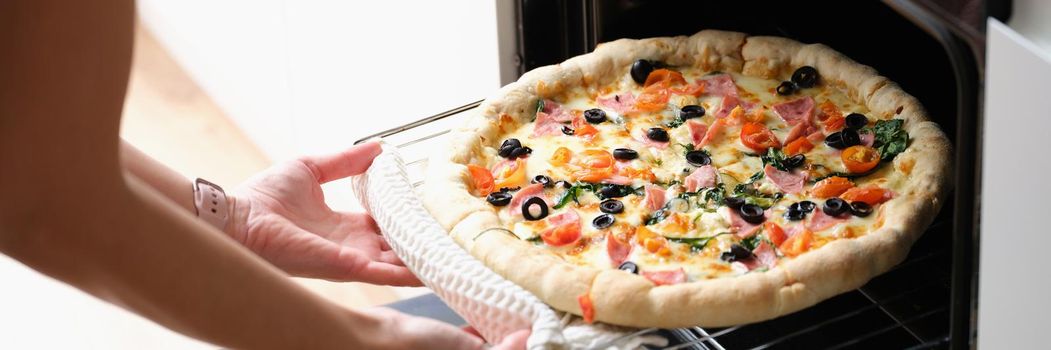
[226,142,420,285]
[365,308,531,350]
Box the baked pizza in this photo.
[421,30,951,328]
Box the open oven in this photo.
[361,1,1009,348]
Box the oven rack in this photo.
[355,101,952,349]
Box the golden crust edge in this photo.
[420,29,953,328]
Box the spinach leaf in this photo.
[733,172,783,209]
[534,99,545,121]
[552,183,596,209]
[741,234,762,251]
[666,117,686,129]
[702,183,726,208]
[526,236,544,244]
[678,143,697,154]
[760,148,790,171]
[870,119,909,161]
[597,183,643,199]
[666,232,731,252]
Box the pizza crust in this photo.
[421,30,952,328]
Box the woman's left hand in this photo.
[226,142,420,286]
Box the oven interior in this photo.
[361,0,1005,348]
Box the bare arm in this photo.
[0,1,388,348]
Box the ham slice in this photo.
[698,118,727,148]
[687,120,708,145]
[764,164,806,194]
[596,93,636,114]
[699,74,738,97]
[739,241,778,271]
[508,183,549,216]
[644,185,666,211]
[542,99,573,122]
[713,96,760,119]
[784,121,819,145]
[729,208,765,238]
[806,131,826,145]
[806,208,848,232]
[684,165,717,192]
[641,268,687,286]
[532,111,564,137]
[773,96,815,126]
[606,232,632,267]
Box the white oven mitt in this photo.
[350,142,667,350]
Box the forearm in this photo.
[119,141,195,214]
[3,174,384,349]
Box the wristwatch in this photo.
[193,178,229,231]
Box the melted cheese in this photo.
[480,68,905,282]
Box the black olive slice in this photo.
[597,184,629,199]
[561,125,575,135]
[738,204,766,224]
[593,214,615,229]
[618,261,639,274]
[498,139,521,158]
[720,244,755,262]
[724,197,745,209]
[510,147,530,158]
[825,132,846,149]
[850,201,873,217]
[685,150,712,167]
[631,59,656,85]
[783,154,806,169]
[600,199,625,214]
[500,138,521,151]
[486,192,513,206]
[784,206,806,221]
[823,198,850,217]
[646,127,670,142]
[845,113,868,129]
[522,197,549,221]
[680,105,705,120]
[798,200,817,212]
[840,129,861,147]
[531,175,552,188]
[584,108,607,124]
[612,148,639,160]
[791,66,820,88]
[776,81,797,96]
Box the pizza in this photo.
[421,30,951,328]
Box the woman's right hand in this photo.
[364,307,530,350]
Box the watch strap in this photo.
[193,178,229,231]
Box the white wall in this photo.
[138,0,502,159]
[138,0,501,211]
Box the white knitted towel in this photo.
[350,143,666,350]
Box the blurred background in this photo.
[0,1,500,348]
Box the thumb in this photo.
[299,141,382,183]
[490,329,530,350]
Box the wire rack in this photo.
[355,101,953,350]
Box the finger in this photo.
[490,330,530,350]
[354,261,424,287]
[300,141,382,184]
[379,249,406,266]
[461,326,483,339]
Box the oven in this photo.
[363,1,1008,348]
